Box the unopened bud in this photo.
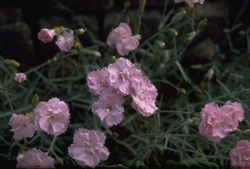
[139,0,146,13]
[117,164,129,169]
[178,88,186,94]
[167,28,178,37]
[243,129,250,137]
[235,129,242,137]
[75,28,86,35]
[124,1,130,8]
[124,95,132,105]
[4,59,20,68]
[206,69,214,80]
[32,94,39,106]
[49,56,57,66]
[156,146,164,155]
[53,27,64,35]
[182,36,192,46]
[198,18,207,30]
[155,40,165,48]
[111,56,117,63]
[56,156,64,165]
[185,2,194,18]
[94,51,101,57]
[74,42,81,51]
[112,132,119,138]
[164,50,170,62]
[81,49,101,57]
[125,15,130,25]
[173,11,186,21]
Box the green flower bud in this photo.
[124,95,132,105]
[164,50,170,62]
[235,129,242,137]
[178,88,186,94]
[182,36,192,46]
[185,2,194,18]
[80,49,101,57]
[124,1,130,8]
[155,40,165,48]
[53,27,64,36]
[167,28,178,37]
[125,15,130,25]
[111,56,117,63]
[49,56,57,66]
[243,129,250,137]
[56,156,64,165]
[75,28,86,36]
[198,18,207,30]
[173,11,186,21]
[4,59,20,68]
[32,94,39,106]
[139,0,146,13]
[112,132,119,138]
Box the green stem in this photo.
[47,136,57,154]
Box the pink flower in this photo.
[55,32,74,51]
[16,148,55,168]
[108,57,143,95]
[107,22,141,56]
[34,98,70,136]
[174,0,204,7]
[92,93,124,127]
[87,68,114,96]
[37,28,55,43]
[223,101,244,130]
[230,140,250,167]
[68,128,110,168]
[8,114,35,140]
[14,73,26,83]
[130,76,158,117]
[199,102,233,142]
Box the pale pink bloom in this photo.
[34,98,70,136]
[223,101,244,130]
[68,128,110,168]
[92,93,124,127]
[55,32,74,51]
[107,22,141,56]
[174,0,204,7]
[16,148,55,168]
[130,76,158,117]
[37,28,55,43]
[199,102,233,142]
[87,68,114,96]
[108,57,143,95]
[230,140,250,167]
[8,114,35,140]
[14,73,26,83]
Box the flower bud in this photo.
[56,156,64,165]
[206,68,214,80]
[125,15,130,25]
[164,50,170,62]
[182,36,192,46]
[94,51,101,57]
[167,28,178,37]
[139,0,146,13]
[75,28,86,35]
[124,95,132,105]
[80,49,101,57]
[112,132,119,138]
[243,129,250,137]
[32,94,39,106]
[173,11,186,21]
[74,42,81,52]
[53,27,64,36]
[178,88,186,94]
[111,56,117,63]
[4,59,20,68]
[49,56,57,66]
[235,129,242,137]
[198,18,207,30]
[124,1,130,8]
[185,2,194,18]
[14,73,26,83]
[155,40,165,48]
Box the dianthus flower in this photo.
[107,57,143,95]
[130,76,158,117]
[14,73,26,83]
[174,0,204,7]
[8,113,35,140]
[55,32,74,51]
[92,93,124,127]
[199,102,233,142]
[107,22,141,56]
[16,148,55,168]
[34,98,70,136]
[87,68,114,96]
[223,101,244,130]
[230,140,250,167]
[68,128,110,168]
[37,28,55,43]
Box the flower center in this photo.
[46,108,54,119]
[105,106,112,113]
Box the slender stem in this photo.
[47,136,57,154]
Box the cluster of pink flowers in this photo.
[14,73,26,83]
[38,28,74,51]
[9,97,70,140]
[68,128,110,168]
[174,0,204,7]
[230,140,250,167]
[87,57,158,127]
[16,148,55,168]
[199,101,244,142]
[107,23,141,56]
